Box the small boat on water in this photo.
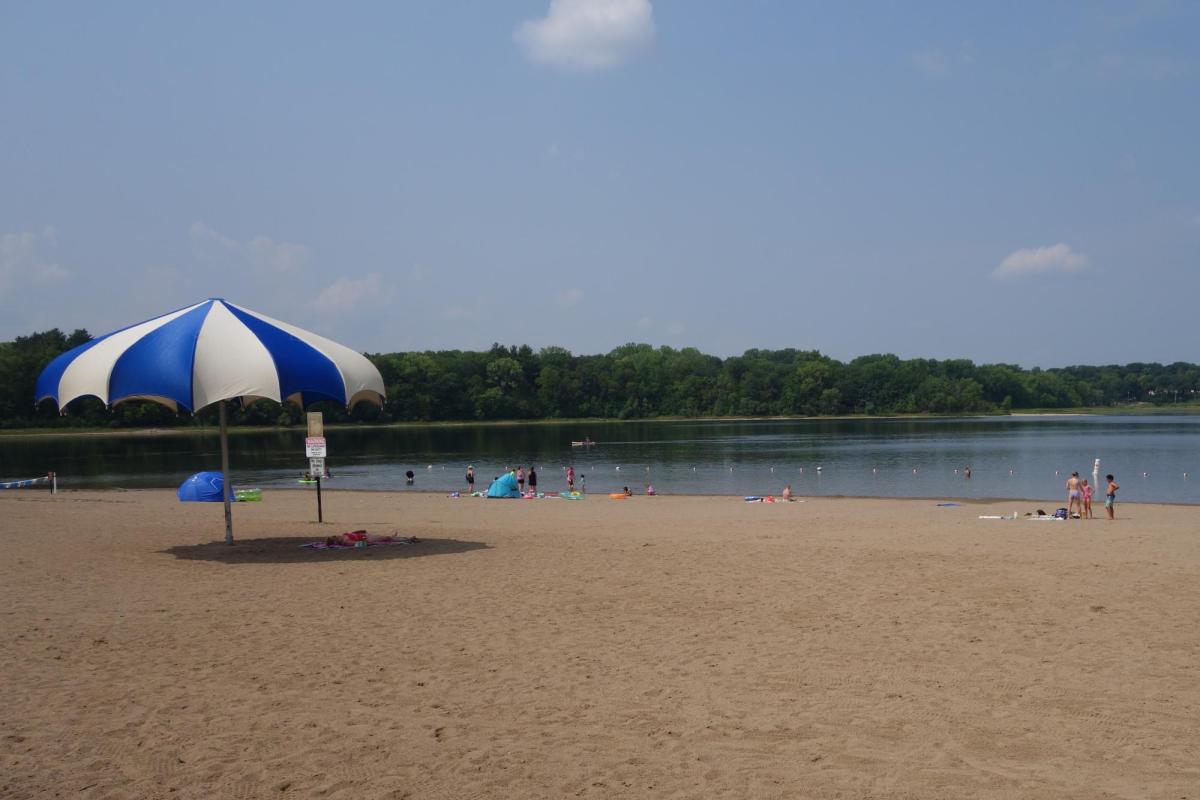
[570,439,596,447]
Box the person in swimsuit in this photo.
[528,466,537,495]
[566,466,575,492]
[1066,471,1083,518]
[781,484,792,501]
[1081,479,1093,519]
[516,465,525,493]
[1105,474,1119,520]
[324,531,410,547]
[466,465,475,493]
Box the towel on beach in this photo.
[300,535,419,550]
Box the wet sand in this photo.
[2,489,1198,799]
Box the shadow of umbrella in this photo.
[34,298,386,544]
[163,537,491,565]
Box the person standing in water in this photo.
[466,465,475,494]
[566,466,575,492]
[528,466,537,495]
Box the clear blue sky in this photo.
[2,1,1197,367]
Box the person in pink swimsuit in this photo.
[1081,479,1094,518]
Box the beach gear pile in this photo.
[453,486,583,500]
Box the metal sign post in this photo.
[315,475,323,523]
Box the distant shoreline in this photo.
[4,405,1200,439]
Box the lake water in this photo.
[2,416,1198,504]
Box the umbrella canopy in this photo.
[35,298,385,542]
[35,298,384,412]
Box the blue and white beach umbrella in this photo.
[35,298,386,543]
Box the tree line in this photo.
[2,329,1198,429]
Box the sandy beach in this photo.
[2,489,1198,799]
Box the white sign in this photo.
[309,457,325,477]
[305,436,327,458]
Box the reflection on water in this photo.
[1,416,1197,503]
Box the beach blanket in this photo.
[745,496,805,504]
[300,535,419,550]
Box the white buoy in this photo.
[912,468,917,474]
[1143,472,1148,478]
[1009,469,1014,476]
[872,467,877,473]
[816,466,823,472]
[616,466,620,470]
[427,465,433,470]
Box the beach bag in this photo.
[1053,507,1068,519]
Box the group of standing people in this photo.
[463,464,540,494]
[514,465,537,493]
[1065,470,1119,519]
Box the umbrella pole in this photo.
[220,401,233,545]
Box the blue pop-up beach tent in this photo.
[486,472,521,498]
[178,471,236,502]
